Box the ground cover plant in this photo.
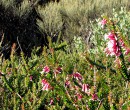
[0,5,130,110]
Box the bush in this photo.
[37,0,130,44]
[0,0,44,58]
[0,8,130,109]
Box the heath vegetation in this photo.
[0,0,130,110]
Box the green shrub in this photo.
[0,6,130,110]
[1,8,130,109]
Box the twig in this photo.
[0,33,4,47]
[17,36,23,52]
[97,98,104,110]
[86,57,116,73]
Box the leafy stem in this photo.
[1,72,25,102]
[111,21,130,81]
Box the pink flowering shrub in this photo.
[1,8,130,110]
[101,17,130,80]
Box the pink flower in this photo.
[41,79,51,91]
[42,83,51,91]
[76,93,83,100]
[54,67,62,74]
[105,47,121,56]
[104,32,123,57]
[100,19,107,28]
[65,80,70,87]
[49,98,54,105]
[107,40,117,48]
[30,75,33,81]
[73,72,82,80]
[119,39,125,47]
[104,47,112,55]
[105,38,121,56]
[101,19,107,26]
[41,79,48,85]
[91,93,98,101]
[40,66,50,74]
[124,48,130,55]
[104,32,116,40]
[82,84,90,95]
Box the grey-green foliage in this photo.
[0,0,34,18]
[0,0,15,8]
[112,7,130,40]
[16,0,33,17]
[36,0,129,44]
[64,0,129,45]
[37,2,63,37]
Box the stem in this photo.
[111,21,130,81]
[13,93,17,110]
[1,73,13,92]
[94,65,97,92]
[85,56,116,73]
[1,72,25,102]
[119,53,130,81]
[97,98,104,110]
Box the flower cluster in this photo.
[40,66,63,91]
[101,18,130,57]
[30,75,33,81]
[39,65,99,102]
[65,72,98,101]
[82,84,90,95]
[104,32,121,57]
[40,66,62,76]
[73,72,82,81]
[40,65,50,74]
[100,19,107,28]
[101,18,130,80]
[54,67,62,74]
[41,79,51,91]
